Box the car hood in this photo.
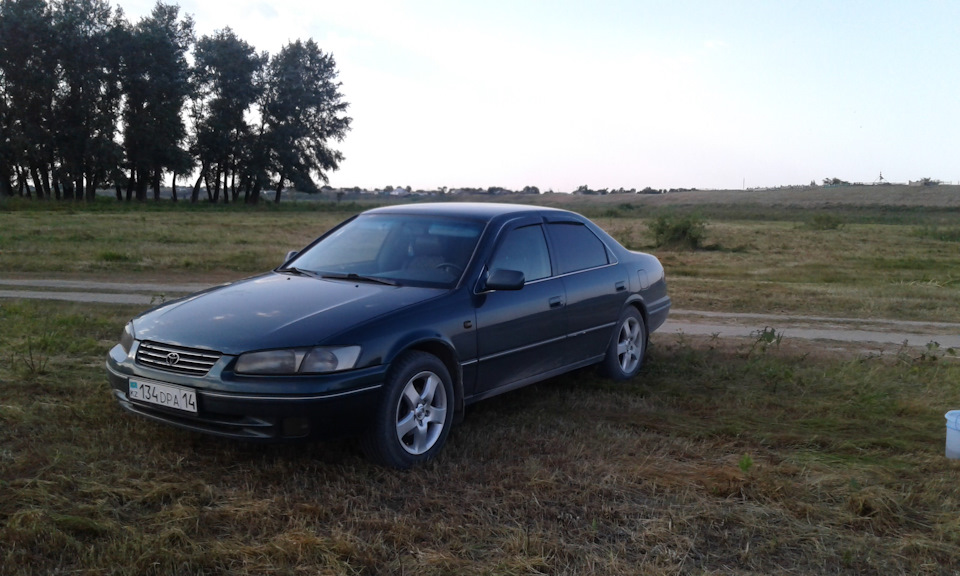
[132,273,443,354]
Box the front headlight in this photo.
[300,347,361,373]
[235,346,361,375]
[120,322,136,354]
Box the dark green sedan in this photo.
[106,203,671,468]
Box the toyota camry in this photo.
[106,202,671,468]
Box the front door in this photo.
[473,223,566,398]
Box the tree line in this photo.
[0,0,352,203]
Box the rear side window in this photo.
[547,222,609,274]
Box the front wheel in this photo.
[601,307,647,380]
[362,351,455,469]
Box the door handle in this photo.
[615,281,626,292]
[548,296,564,308]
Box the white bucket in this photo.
[946,411,960,459]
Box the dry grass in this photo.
[2,301,960,575]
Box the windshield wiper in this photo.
[279,267,319,277]
[320,272,399,286]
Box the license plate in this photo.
[128,378,197,414]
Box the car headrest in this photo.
[412,236,443,257]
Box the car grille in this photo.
[136,341,222,376]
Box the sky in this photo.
[117,0,960,192]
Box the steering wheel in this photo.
[436,262,464,276]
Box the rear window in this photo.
[546,222,609,274]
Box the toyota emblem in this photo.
[165,352,181,366]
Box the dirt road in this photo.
[3,277,959,351]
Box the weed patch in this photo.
[648,213,707,250]
[804,212,846,230]
[96,250,137,263]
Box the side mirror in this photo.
[483,268,525,291]
[283,250,298,264]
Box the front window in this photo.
[489,224,552,282]
[285,214,484,288]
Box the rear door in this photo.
[545,219,628,365]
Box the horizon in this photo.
[264,178,960,196]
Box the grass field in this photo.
[2,188,960,574]
[3,188,960,321]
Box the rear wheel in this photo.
[601,307,647,380]
[363,351,454,469]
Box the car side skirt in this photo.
[462,354,605,405]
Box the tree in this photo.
[822,177,850,186]
[189,28,265,203]
[0,0,57,199]
[50,0,124,201]
[0,43,10,197]
[575,185,598,195]
[120,2,193,201]
[259,39,351,203]
[1,2,353,205]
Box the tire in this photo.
[601,307,647,380]
[362,351,455,469]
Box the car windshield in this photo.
[284,213,485,288]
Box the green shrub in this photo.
[97,250,136,263]
[805,213,845,230]
[649,213,707,250]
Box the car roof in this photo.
[364,202,570,221]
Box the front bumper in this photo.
[106,343,385,441]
